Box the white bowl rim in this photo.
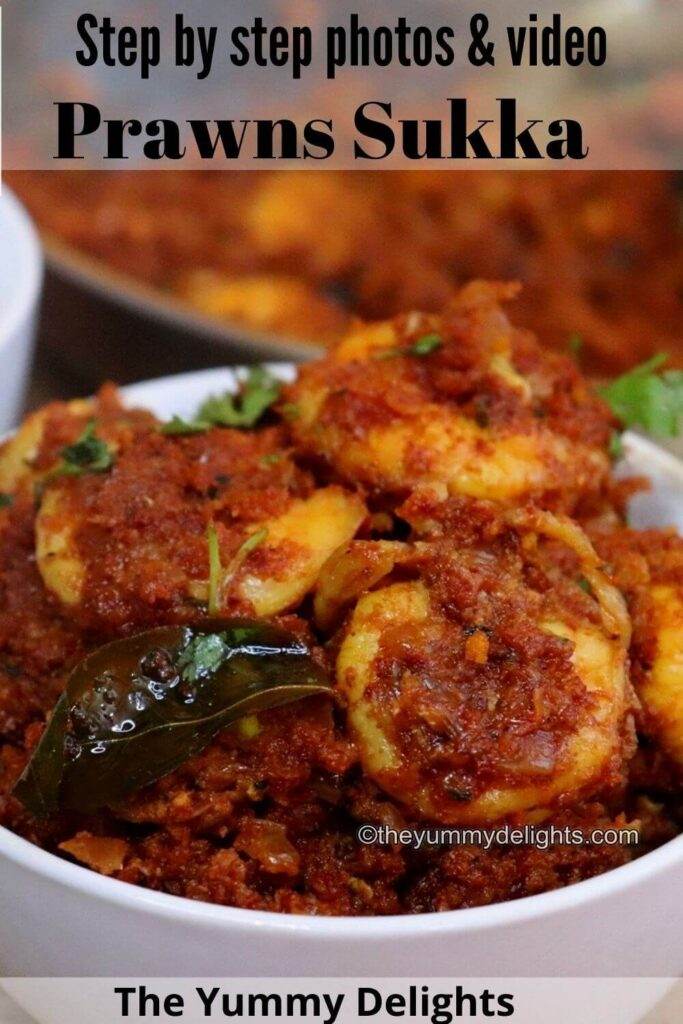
[1,818,682,939]
[0,187,43,347]
[0,365,682,939]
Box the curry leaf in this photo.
[0,493,13,508]
[13,695,69,818]
[13,620,331,816]
[600,354,683,438]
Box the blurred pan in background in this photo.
[9,170,683,399]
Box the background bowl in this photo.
[0,189,43,432]
[42,235,316,380]
[0,366,681,997]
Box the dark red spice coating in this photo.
[0,479,671,914]
[55,424,313,633]
[0,318,679,914]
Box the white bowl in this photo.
[0,368,681,991]
[0,189,43,433]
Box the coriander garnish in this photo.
[203,523,269,615]
[374,333,443,360]
[280,403,300,421]
[161,367,281,435]
[608,430,624,461]
[577,576,593,595]
[219,528,269,605]
[235,528,269,560]
[568,333,583,360]
[44,422,115,484]
[198,367,281,429]
[176,631,229,683]
[601,353,683,438]
[410,333,443,356]
[160,415,211,437]
[206,521,222,616]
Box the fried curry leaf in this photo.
[601,354,683,438]
[47,422,115,480]
[13,620,331,817]
[13,695,69,818]
[198,367,282,429]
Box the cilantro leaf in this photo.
[46,422,115,483]
[568,333,583,360]
[161,368,281,436]
[280,403,300,421]
[176,632,229,683]
[600,354,683,439]
[577,576,593,595]
[198,368,281,429]
[160,415,210,437]
[410,333,443,356]
[206,521,222,617]
[261,452,284,467]
[375,333,443,361]
[204,523,268,616]
[0,493,13,509]
[62,422,114,471]
[236,528,269,560]
[609,430,624,461]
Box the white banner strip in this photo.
[1,978,680,1024]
